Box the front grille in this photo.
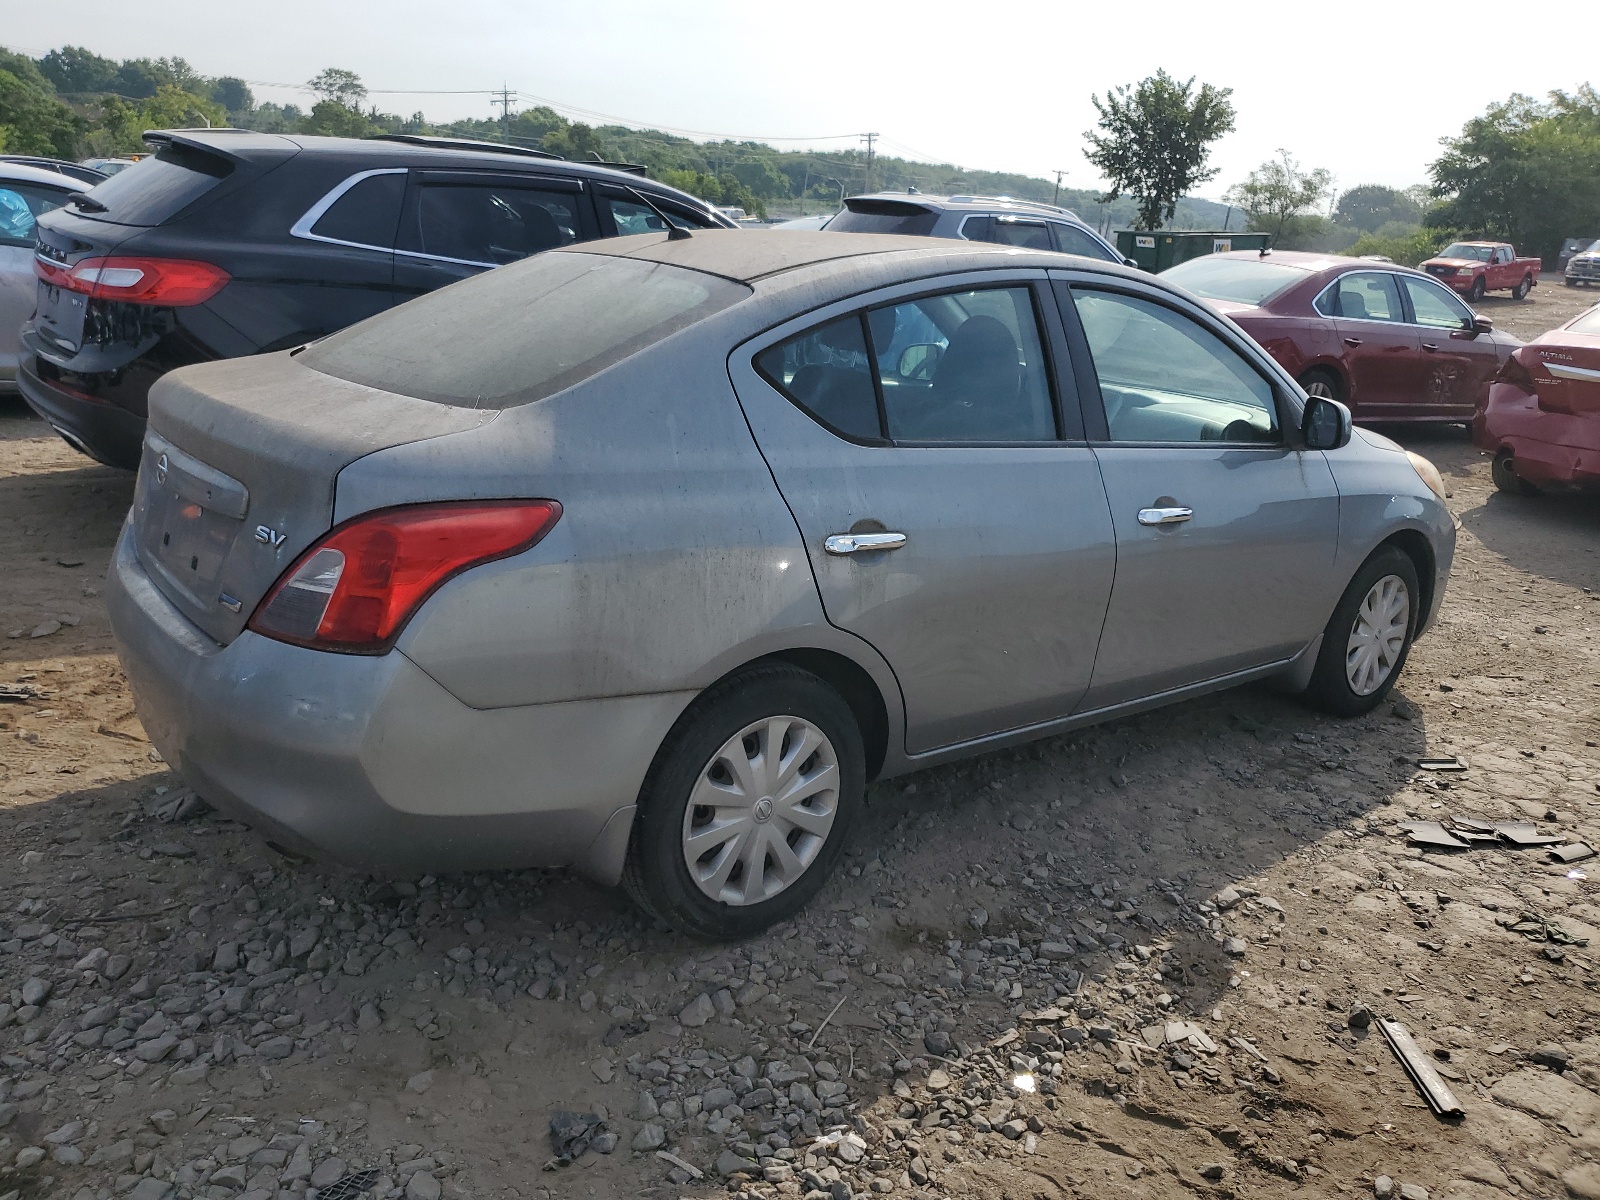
[1425,264,1454,277]
[1569,259,1600,278]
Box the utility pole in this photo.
[1052,170,1066,206]
[860,132,878,194]
[492,84,515,142]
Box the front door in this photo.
[729,275,1117,753]
[1057,277,1342,709]
[1320,270,1421,420]
[1399,273,1501,419]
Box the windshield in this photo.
[301,250,750,408]
[1159,257,1310,306]
[1440,243,1492,262]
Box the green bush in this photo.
[1344,227,1451,267]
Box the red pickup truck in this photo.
[1420,241,1541,302]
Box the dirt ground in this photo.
[2,280,1599,1200]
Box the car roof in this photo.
[846,191,1087,223]
[1201,249,1445,281]
[0,160,85,189]
[565,228,1129,284]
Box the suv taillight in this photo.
[33,255,230,306]
[248,501,562,654]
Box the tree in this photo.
[1225,150,1334,245]
[298,100,373,138]
[37,45,118,94]
[1335,184,1424,232]
[94,85,227,154]
[307,68,366,110]
[210,76,253,114]
[1084,70,1236,230]
[0,50,83,157]
[1429,87,1600,262]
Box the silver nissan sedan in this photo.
[108,231,1455,939]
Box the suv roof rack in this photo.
[369,134,565,161]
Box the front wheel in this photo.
[622,664,865,940]
[1303,547,1420,717]
[1469,276,1487,302]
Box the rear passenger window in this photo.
[310,173,404,249]
[966,217,1053,251]
[1319,271,1402,321]
[1051,223,1117,261]
[755,316,881,442]
[757,285,1058,444]
[412,183,580,265]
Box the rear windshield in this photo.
[301,251,750,408]
[72,143,232,226]
[829,199,939,237]
[1160,257,1310,306]
[1569,307,1600,336]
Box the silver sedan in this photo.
[108,231,1455,938]
[0,162,78,395]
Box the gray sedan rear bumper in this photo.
[106,522,692,883]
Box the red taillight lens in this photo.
[33,255,230,306]
[248,501,562,654]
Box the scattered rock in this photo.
[679,993,715,1027]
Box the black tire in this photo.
[1491,450,1540,496]
[1303,546,1421,717]
[1512,274,1531,301]
[1469,276,1487,302]
[621,663,865,940]
[1298,368,1343,404]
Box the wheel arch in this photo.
[758,648,890,782]
[1377,528,1436,635]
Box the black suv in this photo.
[21,131,735,468]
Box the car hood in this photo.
[1422,258,1480,269]
[1200,298,1265,319]
[1353,426,1406,454]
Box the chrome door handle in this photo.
[1422,342,1439,352]
[1343,337,1363,347]
[1137,506,1193,526]
[824,531,907,555]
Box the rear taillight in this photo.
[33,255,230,306]
[248,501,562,654]
[1494,351,1537,392]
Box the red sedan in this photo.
[1161,251,1521,422]
[1473,302,1600,493]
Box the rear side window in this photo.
[410,182,581,265]
[970,218,1052,251]
[301,251,749,408]
[68,144,232,226]
[1052,223,1117,261]
[0,183,70,247]
[606,195,716,234]
[827,199,939,236]
[755,316,881,442]
[310,173,405,249]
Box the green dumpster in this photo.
[1115,230,1271,273]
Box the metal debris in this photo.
[1549,843,1596,864]
[1377,1018,1464,1118]
[1399,821,1469,850]
[316,1170,380,1200]
[1416,757,1469,772]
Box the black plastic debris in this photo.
[547,1110,607,1166]
[317,1170,380,1200]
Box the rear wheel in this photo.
[622,664,864,940]
[1304,546,1419,717]
[1512,274,1532,300]
[1298,369,1343,405]
[1491,450,1540,495]
[1469,276,1487,302]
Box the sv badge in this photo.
[254,525,287,548]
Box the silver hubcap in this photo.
[1346,574,1410,695]
[682,715,839,906]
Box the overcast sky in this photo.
[7,0,1592,199]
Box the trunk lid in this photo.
[1526,329,1600,416]
[132,352,496,644]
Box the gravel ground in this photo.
[2,283,1599,1200]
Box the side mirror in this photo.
[1301,395,1352,451]
[1123,256,1140,269]
[897,343,942,380]
[1472,315,1493,335]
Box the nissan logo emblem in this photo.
[155,453,169,485]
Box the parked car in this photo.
[825,192,1131,263]
[1419,241,1541,302]
[20,130,736,469]
[0,155,108,187]
[772,214,835,230]
[1473,301,1600,493]
[108,230,1455,938]
[0,161,79,395]
[1161,250,1520,422]
[1564,239,1600,288]
[79,157,141,177]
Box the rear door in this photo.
[1057,273,1340,707]
[393,170,597,300]
[1316,269,1421,419]
[729,271,1117,753]
[1399,273,1499,418]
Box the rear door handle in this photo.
[824,531,907,555]
[1137,506,1193,526]
[1343,337,1363,347]
[1422,343,1439,352]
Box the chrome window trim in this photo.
[289,168,408,252]
[1312,271,1406,323]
